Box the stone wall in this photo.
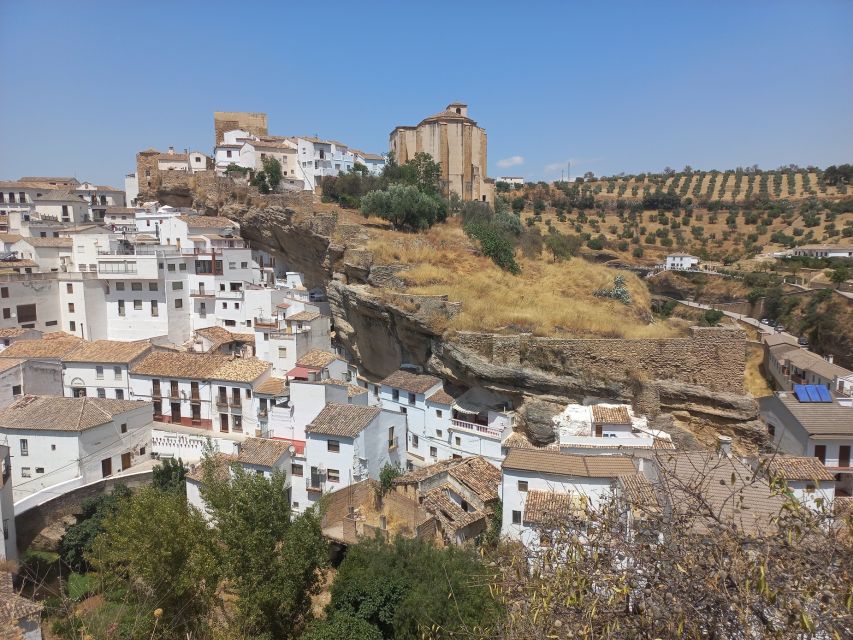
[451,326,746,394]
[16,470,152,552]
[135,150,161,199]
[214,111,268,145]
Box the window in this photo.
[327,469,340,483]
[228,262,236,269]
[805,484,816,494]
[400,406,407,414]
[66,283,73,294]
[411,434,419,448]
[767,424,775,437]
[392,389,399,401]
[51,444,56,450]
[69,321,76,332]
[67,302,75,313]
[455,437,461,446]
[114,366,122,380]
[222,302,227,309]
[840,446,851,468]
[121,423,127,433]
[0,287,7,298]
[241,261,248,268]
[292,463,303,477]
[327,440,340,453]
[118,300,125,316]
[20,440,28,456]
[175,298,183,309]
[512,510,522,525]
[97,388,106,398]
[814,445,827,464]
[151,300,158,316]
[11,384,21,396]
[149,283,157,291]
[430,446,437,458]
[171,281,183,290]
[133,300,142,310]
[21,467,31,478]
[131,282,142,291]
[115,389,124,399]
[224,319,236,327]
[278,347,288,358]
[436,429,443,438]
[115,282,125,291]
[2,308,8,319]
[16,303,37,323]
[232,415,242,431]
[408,392,416,405]
[436,409,443,418]
[226,150,232,158]
[518,480,529,492]
[179,263,187,271]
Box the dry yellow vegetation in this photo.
[365,217,682,339]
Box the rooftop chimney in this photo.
[717,435,733,458]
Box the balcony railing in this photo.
[98,263,137,274]
[190,290,214,297]
[254,317,279,329]
[306,478,323,492]
[216,398,229,408]
[449,418,503,439]
[217,290,244,299]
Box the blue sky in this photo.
[1,1,851,188]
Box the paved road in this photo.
[675,300,793,338]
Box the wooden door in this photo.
[121,452,131,470]
[101,458,112,477]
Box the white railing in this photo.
[449,418,503,439]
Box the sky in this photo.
[1,1,852,188]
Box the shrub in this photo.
[361,184,447,231]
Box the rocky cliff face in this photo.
[217,198,761,449]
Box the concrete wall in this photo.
[453,326,746,394]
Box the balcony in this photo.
[217,289,244,299]
[98,262,137,275]
[190,289,214,298]
[229,400,242,410]
[216,398,229,409]
[254,317,279,329]
[449,418,503,439]
[306,478,323,493]
[388,436,398,451]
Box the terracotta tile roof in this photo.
[422,488,483,531]
[33,189,86,202]
[176,215,237,228]
[254,377,287,396]
[158,153,189,162]
[306,403,380,438]
[288,310,321,322]
[315,379,367,397]
[591,405,631,424]
[17,236,73,248]
[0,358,23,374]
[619,474,661,515]
[394,456,500,503]
[0,336,84,359]
[131,352,270,383]
[236,437,292,467]
[296,349,342,368]
[653,438,676,450]
[105,206,136,214]
[523,490,583,525]
[448,456,501,501]
[0,571,42,629]
[186,453,235,482]
[759,455,835,482]
[196,326,254,350]
[502,449,636,477]
[0,233,23,243]
[0,259,38,268]
[502,431,560,451]
[380,369,441,394]
[655,451,786,537]
[0,395,150,432]
[778,348,851,380]
[19,176,77,184]
[0,328,34,338]
[64,340,151,364]
[426,388,455,405]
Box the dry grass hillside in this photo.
[338,208,686,339]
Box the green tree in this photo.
[325,536,500,640]
[511,196,525,213]
[200,460,327,638]
[398,151,442,195]
[379,463,401,494]
[59,485,130,572]
[829,264,850,286]
[151,457,187,496]
[88,487,220,638]
[361,183,447,231]
[701,308,725,326]
[262,156,283,191]
[544,231,580,262]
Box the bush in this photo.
[586,234,606,250]
[701,309,725,326]
[632,246,644,258]
[465,223,521,274]
[511,197,525,213]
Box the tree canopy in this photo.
[361,183,447,231]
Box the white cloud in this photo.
[497,155,525,168]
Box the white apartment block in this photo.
[62,339,153,400]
